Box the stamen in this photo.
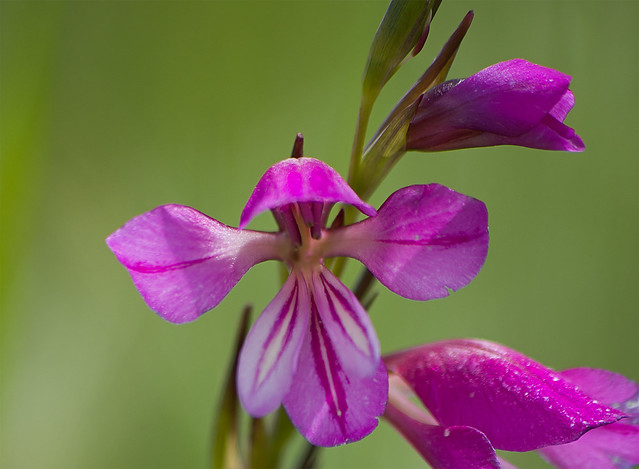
[275,201,332,262]
[310,202,324,239]
[273,204,302,246]
[291,203,312,247]
[298,201,327,240]
[299,203,315,226]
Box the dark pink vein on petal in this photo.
[126,256,217,273]
[254,281,300,388]
[310,301,348,433]
[320,275,366,344]
[376,232,484,247]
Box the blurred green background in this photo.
[1,1,637,468]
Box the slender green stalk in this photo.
[212,306,252,469]
[348,93,375,188]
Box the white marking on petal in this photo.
[311,268,380,378]
[321,274,370,357]
[237,272,311,417]
[256,283,299,387]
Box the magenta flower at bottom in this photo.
[384,339,638,468]
[106,157,489,446]
[405,59,585,152]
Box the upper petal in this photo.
[106,204,282,323]
[283,310,387,447]
[384,339,625,452]
[327,184,488,300]
[538,368,639,469]
[406,59,584,152]
[239,157,376,229]
[237,273,310,417]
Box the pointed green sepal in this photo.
[248,407,300,469]
[212,305,252,469]
[362,0,441,103]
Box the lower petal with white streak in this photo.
[312,266,381,378]
[237,273,310,417]
[283,311,387,447]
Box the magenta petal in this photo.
[237,273,310,417]
[239,157,376,229]
[311,267,380,377]
[384,339,625,451]
[498,457,518,469]
[559,368,639,408]
[538,368,639,469]
[385,402,500,469]
[549,89,575,122]
[406,59,584,152]
[539,423,639,469]
[328,184,488,300]
[283,312,387,447]
[106,204,282,323]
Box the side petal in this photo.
[538,368,639,469]
[384,339,625,452]
[327,184,488,301]
[283,312,388,447]
[237,273,310,417]
[311,266,381,378]
[239,157,376,229]
[405,59,584,152]
[106,204,283,323]
[385,402,501,469]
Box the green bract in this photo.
[361,0,440,103]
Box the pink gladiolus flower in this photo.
[406,59,585,152]
[106,157,489,446]
[384,339,634,468]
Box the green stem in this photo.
[212,306,252,469]
[348,92,375,188]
